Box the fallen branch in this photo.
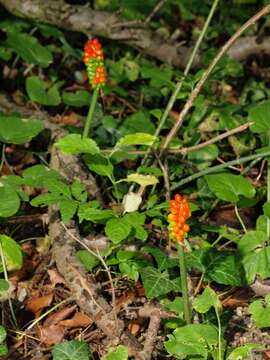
[0,0,270,69]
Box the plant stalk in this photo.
[82,87,99,139]
[177,243,191,324]
[215,308,222,360]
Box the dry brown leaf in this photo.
[128,321,140,336]
[59,312,93,328]
[26,293,53,316]
[39,324,66,346]
[43,305,77,327]
[47,269,65,288]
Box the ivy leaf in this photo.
[249,100,270,133]
[227,344,261,360]
[102,345,128,360]
[140,266,179,299]
[249,294,270,328]
[105,218,132,244]
[116,133,157,147]
[0,115,44,144]
[0,235,23,272]
[193,287,221,314]
[5,31,52,67]
[164,324,218,359]
[52,340,90,360]
[62,91,91,107]
[125,174,158,186]
[55,134,100,155]
[205,172,255,203]
[241,246,270,284]
[0,180,20,217]
[26,76,61,106]
[142,245,177,271]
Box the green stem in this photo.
[82,87,99,139]
[0,144,5,173]
[177,243,191,324]
[234,204,247,233]
[171,150,270,190]
[268,159,270,242]
[215,308,223,360]
[140,0,219,167]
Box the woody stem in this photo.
[82,87,99,139]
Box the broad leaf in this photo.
[55,134,100,155]
[142,245,177,270]
[249,294,270,328]
[52,340,90,360]
[102,345,128,360]
[5,31,52,67]
[78,204,114,223]
[122,192,142,213]
[140,266,179,299]
[116,133,157,147]
[249,100,270,133]
[0,180,20,217]
[59,199,78,223]
[77,250,100,271]
[227,344,261,360]
[193,287,221,314]
[125,174,158,186]
[62,91,91,107]
[241,246,270,284]
[105,218,132,244]
[0,115,44,144]
[23,165,62,187]
[0,235,23,271]
[84,154,113,178]
[205,172,255,203]
[0,279,9,293]
[26,76,61,106]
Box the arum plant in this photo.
[82,38,106,139]
[167,194,192,324]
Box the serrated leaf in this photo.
[5,31,52,67]
[105,218,132,244]
[62,91,91,107]
[205,172,255,203]
[55,134,100,155]
[46,179,71,197]
[249,100,270,133]
[116,133,157,147]
[31,193,63,207]
[26,76,61,106]
[140,266,179,299]
[71,181,87,202]
[59,200,78,223]
[77,250,100,271]
[52,340,90,360]
[0,181,20,217]
[23,165,63,187]
[0,235,23,271]
[78,204,114,223]
[0,115,44,144]
[84,154,113,178]
[125,173,158,186]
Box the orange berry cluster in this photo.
[83,38,106,88]
[168,194,191,242]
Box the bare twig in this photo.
[161,5,270,152]
[144,0,167,24]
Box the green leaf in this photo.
[0,326,7,343]
[142,245,177,271]
[102,345,128,360]
[26,76,61,106]
[0,180,20,217]
[0,115,44,144]
[52,340,90,360]
[263,201,270,218]
[249,294,270,328]
[84,154,113,178]
[188,144,219,169]
[0,235,23,271]
[227,344,261,360]
[62,91,91,107]
[125,173,158,186]
[46,179,71,197]
[164,324,218,359]
[205,172,255,203]
[5,31,52,67]
[59,200,78,223]
[31,193,63,207]
[0,279,9,293]
[237,230,266,256]
[71,181,87,202]
[140,266,179,299]
[116,133,157,147]
[249,100,270,133]
[78,204,114,223]
[241,246,270,284]
[77,250,100,271]
[0,344,8,357]
[105,218,132,244]
[120,111,155,135]
[186,248,246,286]
[193,287,221,314]
[55,134,100,155]
[23,165,62,187]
